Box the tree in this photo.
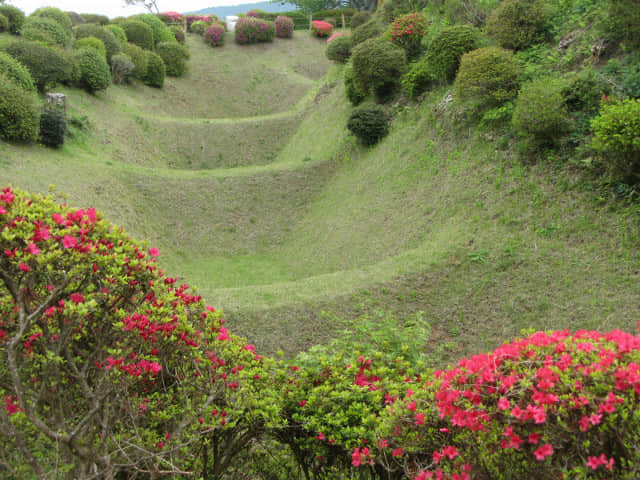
[124,0,160,14]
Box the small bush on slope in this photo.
[143,50,165,88]
[0,51,35,91]
[3,39,75,91]
[0,74,38,143]
[485,0,550,51]
[347,103,390,145]
[351,37,407,102]
[73,24,121,62]
[0,5,25,34]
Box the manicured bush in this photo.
[4,39,75,91]
[351,37,407,101]
[0,5,25,35]
[105,24,127,44]
[347,103,390,145]
[39,106,66,147]
[76,36,107,60]
[110,53,135,84]
[351,19,383,47]
[274,16,294,38]
[344,62,367,106]
[401,59,435,99]
[0,51,35,91]
[311,20,333,38]
[235,18,275,45]
[131,13,176,47]
[350,11,371,30]
[424,24,481,83]
[186,14,216,32]
[512,77,570,147]
[120,20,154,50]
[0,13,8,33]
[190,20,208,35]
[80,13,108,25]
[158,11,184,24]
[204,23,225,47]
[156,41,188,76]
[121,42,147,80]
[485,0,549,51]
[326,34,351,63]
[74,47,110,92]
[171,25,185,44]
[0,73,38,143]
[454,46,522,111]
[606,0,640,48]
[21,17,70,48]
[143,50,165,88]
[73,24,121,62]
[387,12,429,59]
[591,98,640,183]
[31,6,72,31]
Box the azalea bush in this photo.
[326,34,351,63]
[158,11,184,24]
[186,14,216,32]
[311,20,333,38]
[351,37,407,102]
[235,17,275,45]
[388,12,429,60]
[204,23,226,47]
[0,74,38,143]
[274,15,294,38]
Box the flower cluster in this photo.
[311,20,333,37]
[204,23,226,47]
[158,11,184,24]
[235,17,275,45]
[388,12,429,58]
[274,15,294,38]
[327,30,349,44]
[186,14,216,32]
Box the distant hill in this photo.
[189,2,300,18]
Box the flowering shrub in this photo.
[186,14,216,32]
[204,23,226,47]
[158,11,183,24]
[388,12,429,59]
[327,30,349,44]
[326,34,351,63]
[311,20,333,38]
[235,17,275,45]
[274,15,294,38]
[190,20,208,35]
[367,329,640,479]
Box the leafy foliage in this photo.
[121,42,148,80]
[424,24,481,83]
[387,12,429,60]
[20,17,70,48]
[351,37,407,102]
[142,50,165,88]
[131,13,176,48]
[402,59,436,99]
[30,6,72,32]
[606,0,640,48]
[0,5,25,35]
[73,24,122,62]
[156,41,188,77]
[235,18,275,45]
[0,14,7,33]
[74,47,111,92]
[351,19,383,47]
[350,11,371,30]
[347,103,390,145]
[204,23,226,47]
[121,20,154,50]
[274,16,294,38]
[109,53,135,85]
[344,62,367,106]
[75,36,107,61]
[0,51,35,91]
[485,0,550,51]
[171,25,185,44]
[0,74,38,143]
[39,106,66,147]
[105,24,127,44]
[326,34,352,63]
[190,20,209,35]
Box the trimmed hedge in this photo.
[171,25,185,44]
[190,20,208,35]
[311,20,333,37]
[425,24,480,83]
[105,24,127,44]
[401,59,435,99]
[143,50,165,88]
[39,107,66,147]
[235,18,275,45]
[0,73,38,143]
[156,41,188,77]
[76,37,107,60]
[326,34,352,63]
[351,37,407,102]
[120,20,154,50]
[344,62,367,106]
[131,14,176,47]
[387,12,429,59]
[21,17,70,48]
[350,11,371,30]
[485,0,549,51]
[351,19,383,47]
[0,51,35,91]
[73,24,121,62]
[80,13,108,25]
[347,103,390,145]
[0,5,25,35]
[121,43,148,80]
[274,16,294,38]
[110,53,134,84]
[204,24,225,47]
[30,7,72,31]
[74,47,110,92]
[4,39,75,91]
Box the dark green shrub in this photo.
[0,13,9,33]
[424,24,480,83]
[156,41,188,76]
[0,5,25,35]
[351,37,407,102]
[76,36,107,60]
[347,103,390,145]
[344,62,367,106]
[591,98,640,183]
[4,39,74,91]
[326,35,352,63]
[170,25,185,44]
[105,24,127,44]
[60,49,81,85]
[131,14,176,47]
[21,17,70,48]
[401,60,435,99]
[31,7,72,31]
[65,11,84,27]
[485,0,549,51]
[74,48,110,92]
[0,51,35,91]
[110,53,134,84]
[351,19,383,47]
[73,24,121,62]
[350,11,371,30]
[121,42,147,80]
[80,14,108,25]
[39,107,66,147]
[606,0,640,48]
[143,50,165,88]
[454,46,522,111]
[121,20,154,50]
[0,73,38,143]
[512,77,570,147]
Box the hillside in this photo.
[191,1,299,17]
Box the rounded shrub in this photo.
[591,98,640,183]
[512,77,570,147]
[121,42,148,80]
[21,17,70,48]
[0,13,9,33]
[274,16,294,38]
[0,51,35,91]
[351,37,407,102]
[170,25,185,44]
[454,46,522,110]
[0,5,25,35]
[204,23,225,47]
[4,39,75,91]
[485,0,549,51]
[105,24,127,44]
[65,11,84,27]
[350,11,371,30]
[401,59,436,99]
[39,107,66,147]
[234,17,275,45]
[189,20,208,35]
[351,19,383,47]
[424,24,481,83]
[347,103,390,145]
[326,34,352,63]
[80,13,109,25]
[311,20,333,37]
[156,41,188,77]
[142,50,165,88]
[76,36,107,60]
[387,12,429,59]
[31,7,72,31]
[120,20,154,50]
[344,62,367,106]
[74,47,110,92]
[73,24,121,62]
[0,73,38,143]
[131,13,176,47]
[110,53,135,84]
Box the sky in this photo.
[5,0,259,18]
